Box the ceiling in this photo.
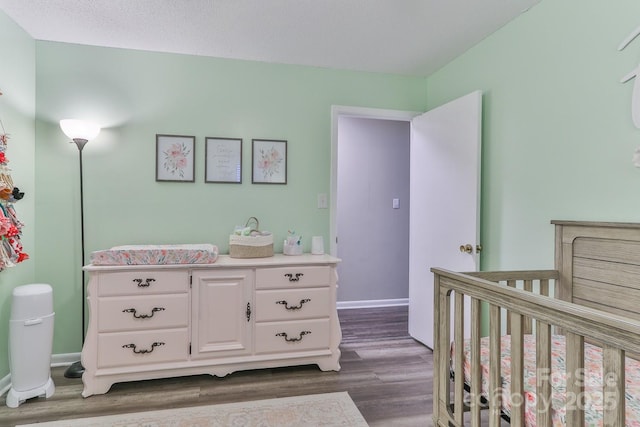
[0,0,540,77]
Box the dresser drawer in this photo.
[98,294,189,332]
[255,266,330,289]
[97,270,189,296]
[255,318,330,354]
[255,288,330,322]
[97,328,189,368]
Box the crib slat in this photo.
[539,278,550,297]
[510,312,525,426]
[523,279,533,292]
[523,279,533,334]
[506,280,516,335]
[536,321,552,427]
[434,281,451,424]
[489,304,502,427]
[603,345,625,426]
[565,332,585,426]
[454,292,465,425]
[470,297,482,427]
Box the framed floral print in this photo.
[156,134,195,182]
[205,137,242,183]
[252,139,287,184]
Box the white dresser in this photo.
[81,254,341,397]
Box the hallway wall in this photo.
[336,117,410,303]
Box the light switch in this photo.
[392,198,400,209]
[317,193,328,209]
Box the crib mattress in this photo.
[453,334,640,426]
[90,244,219,265]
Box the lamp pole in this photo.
[64,137,88,379]
[59,119,100,378]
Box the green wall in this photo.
[34,42,428,356]
[427,0,640,271]
[0,11,36,377]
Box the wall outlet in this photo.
[317,193,328,209]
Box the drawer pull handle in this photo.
[275,331,311,342]
[276,299,311,310]
[246,302,252,322]
[284,273,304,282]
[122,307,165,319]
[122,342,165,354]
[133,278,156,287]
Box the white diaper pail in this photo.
[6,284,55,408]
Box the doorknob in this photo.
[459,244,473,254]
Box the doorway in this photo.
[331,92,482,348]
[331,106,419,308]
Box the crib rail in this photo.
[432,268,640,427]
[468,270,556,335]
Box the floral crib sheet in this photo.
[452,334,640,426]
[90,243,218,265]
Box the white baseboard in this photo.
[337,298,408,310]
[0,373,10,397]
[51,352,80,367]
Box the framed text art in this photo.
[156,134,195,182]
[205,137,242,183]
[252,139,287,184]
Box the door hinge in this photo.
[189,343,191,354]
[189,275,192,288]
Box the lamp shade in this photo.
[60,119,101,142]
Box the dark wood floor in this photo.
[0,306,434,427]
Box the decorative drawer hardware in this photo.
[275,330,311,342]
[122,341,165,354]
[246,302,252,322]
[98,295,188,333]
[276,298,311,310]
[255,266,329,289]
[122,307,165,319]
[284,273,304,282]
[97,271,189,297]
[255,288,329,322]
[133,278,156,287]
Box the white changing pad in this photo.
[90,244,219,265]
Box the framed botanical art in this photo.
[205,137,242,183]
[252,139,287,184]
[156,134,195,182]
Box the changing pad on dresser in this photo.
[90,244,219,265]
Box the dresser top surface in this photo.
[84,253,341,271]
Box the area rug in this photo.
[17,391,368,427]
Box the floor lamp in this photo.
[60,119,101,379]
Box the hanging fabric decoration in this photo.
[0,115,28,270]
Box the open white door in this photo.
[408,91,482,348]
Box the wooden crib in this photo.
[432,220,640,426]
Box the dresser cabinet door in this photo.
[191,269,253,359]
